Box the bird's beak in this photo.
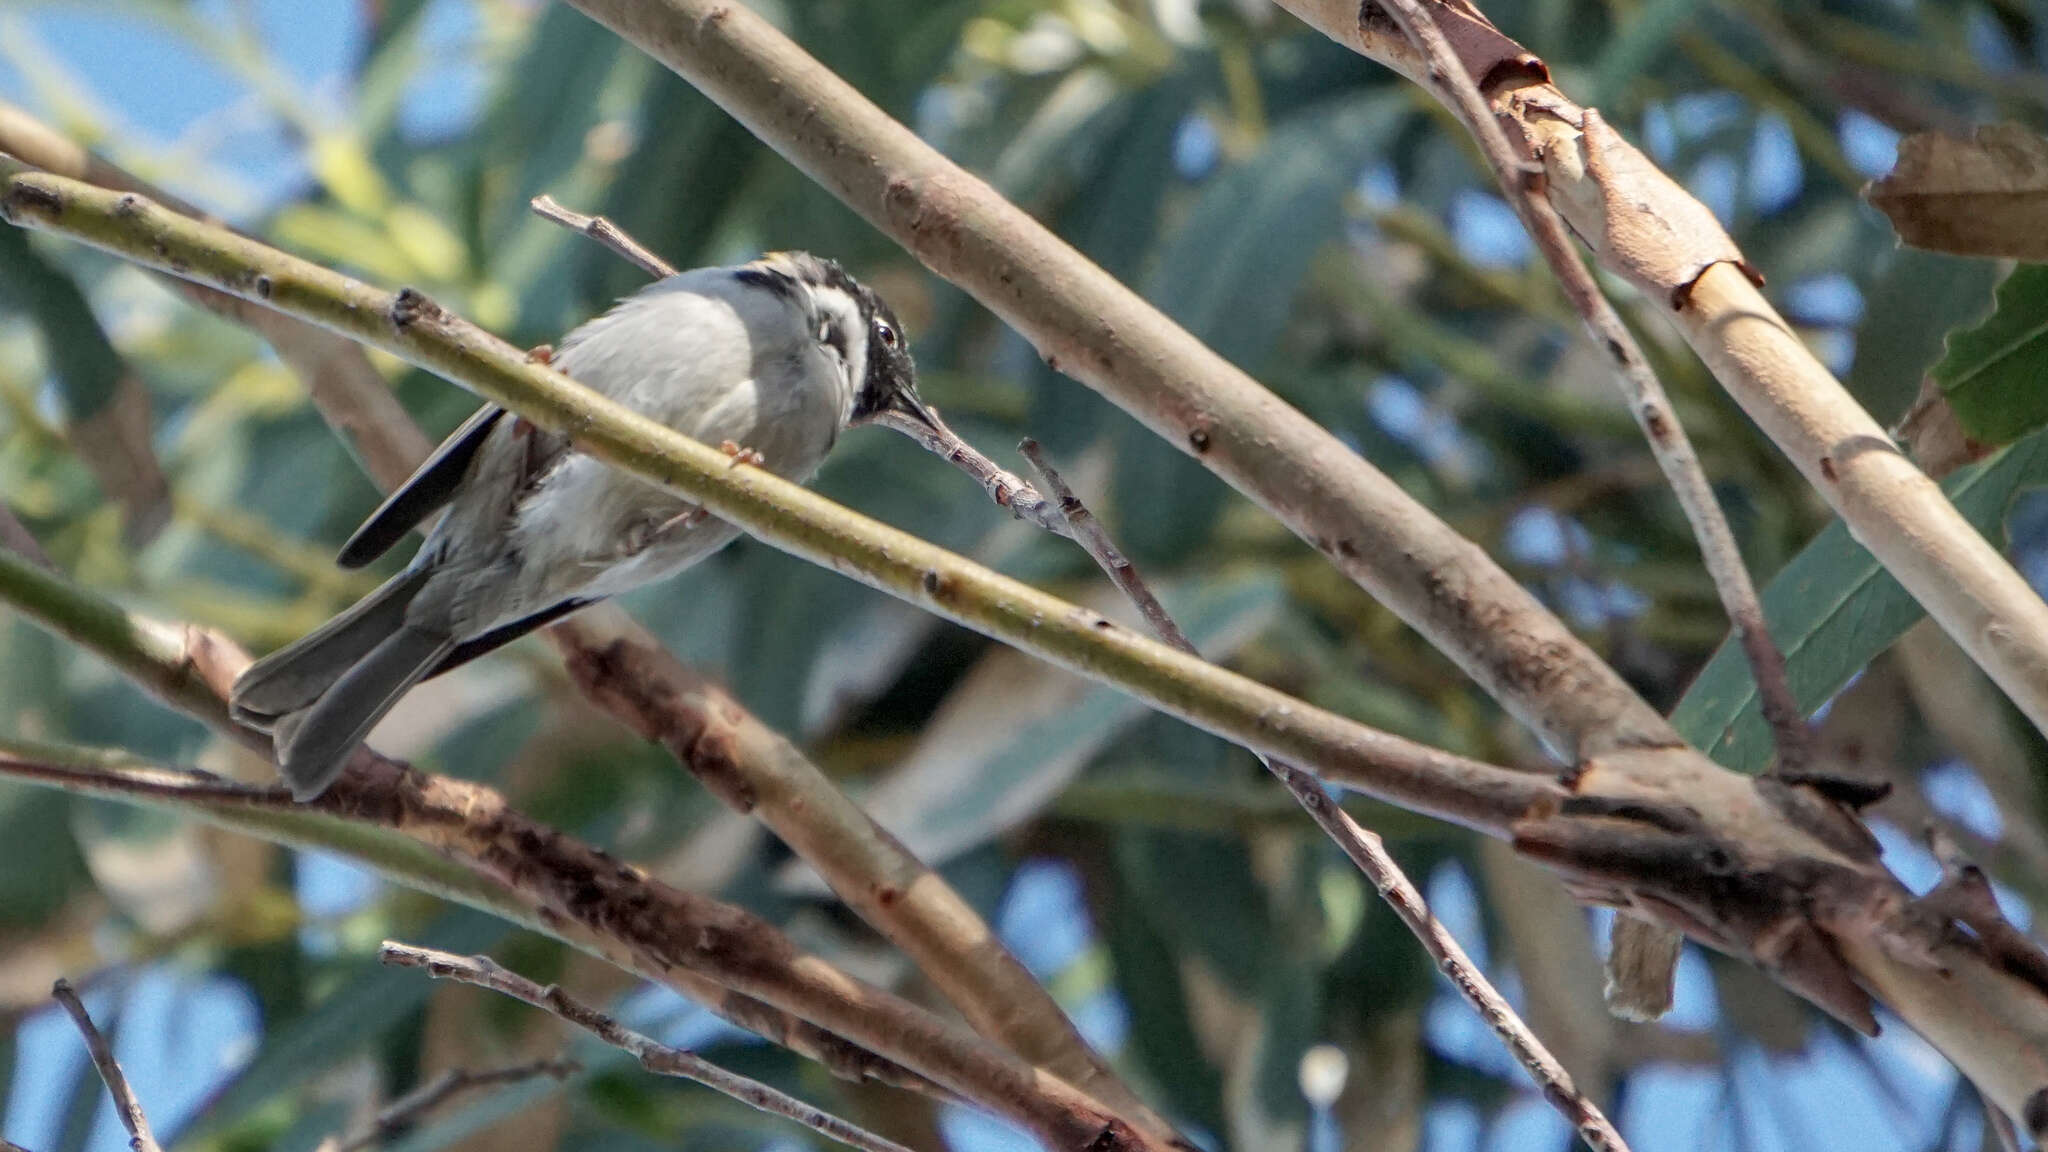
[881,387,943,437]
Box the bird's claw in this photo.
[719,440,767,467]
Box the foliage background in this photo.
[0,0,2043,1150]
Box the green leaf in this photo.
[1671,425,2048,772]
[1118,91,1404,563]
[0,227,123,419]
[1848,247,2002,424]
[799,573,1285,874]
[1933,263,2048,445]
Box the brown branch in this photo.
[1017,440,1630,1152]
[52,978,163,1152]
[0,741,1172,1150]
[319,1057,579,1152]
[1369,0,1811,775]
[0,114,1159,1135]
[529,194,678,280]
[381,944,916,1152]
[0,551,1162,1152]
[561,0,1679,761]
[520,197,1151,1134]
[545,615,1172,1138]
[1267,2,2048,1121]
[526,194,1076,540]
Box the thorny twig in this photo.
[317,1058,580,1152]
[1015,439,1631,1152]
[52,979,162,1152]
[380,943,917,1152]
[526,194,1075,539]
[1368,0,1812,773]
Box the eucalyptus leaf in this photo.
[1932,263,2048,445]
[174,908,510,1143]
[782,572,1284,883]
[1671,425,2048,772]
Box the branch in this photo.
[0,113,1156,1134]
[1371,0,1810,774]
[0,747,1163,1147]
[558,0,1679,761]
[1274,0,2048,808]
[381,944,915,1152]
[1018,441,1629,1152]
[527,195,1077,540]
[530,194,677,280]
[0,555,1159,1150]
[320,1058,579,1152]
[52,978,163,1152]
[0,157,1548,840]
[545,615,1171,1138]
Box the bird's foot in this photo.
[719,440,767,468]
[525,343,554,365]
[624,507,710,554]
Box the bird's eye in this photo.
[877,323,898,348]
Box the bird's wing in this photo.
[421,597,594,681]
[337,405,506,569]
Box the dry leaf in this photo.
[1894,376,1993,479]
[1867,123,2048,260]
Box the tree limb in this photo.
[0,107,1161,1133]
[0,155,1549,838]
[557,0,1678,761]
[1367,0,1809,775]
[1019,441,1629,1152]
[1273,0,2048,803]
[0,642,1165,1150]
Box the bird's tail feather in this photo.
[231,567,431,727]
[273,624,455,801]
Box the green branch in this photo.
[0,156,1550,837]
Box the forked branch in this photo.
[1018,440,1630,1152]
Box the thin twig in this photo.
[1017,440,1631,1152]
[318,1058,579,1152]
[872,406,1073,539]
[1369,0,1811,771]
[529,194,677,279]
[380,944,917,1152]
[51,979,163,1152]
[526,194,1075,539]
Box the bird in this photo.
[230,251,935,800]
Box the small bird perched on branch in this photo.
[231,252,934,800]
